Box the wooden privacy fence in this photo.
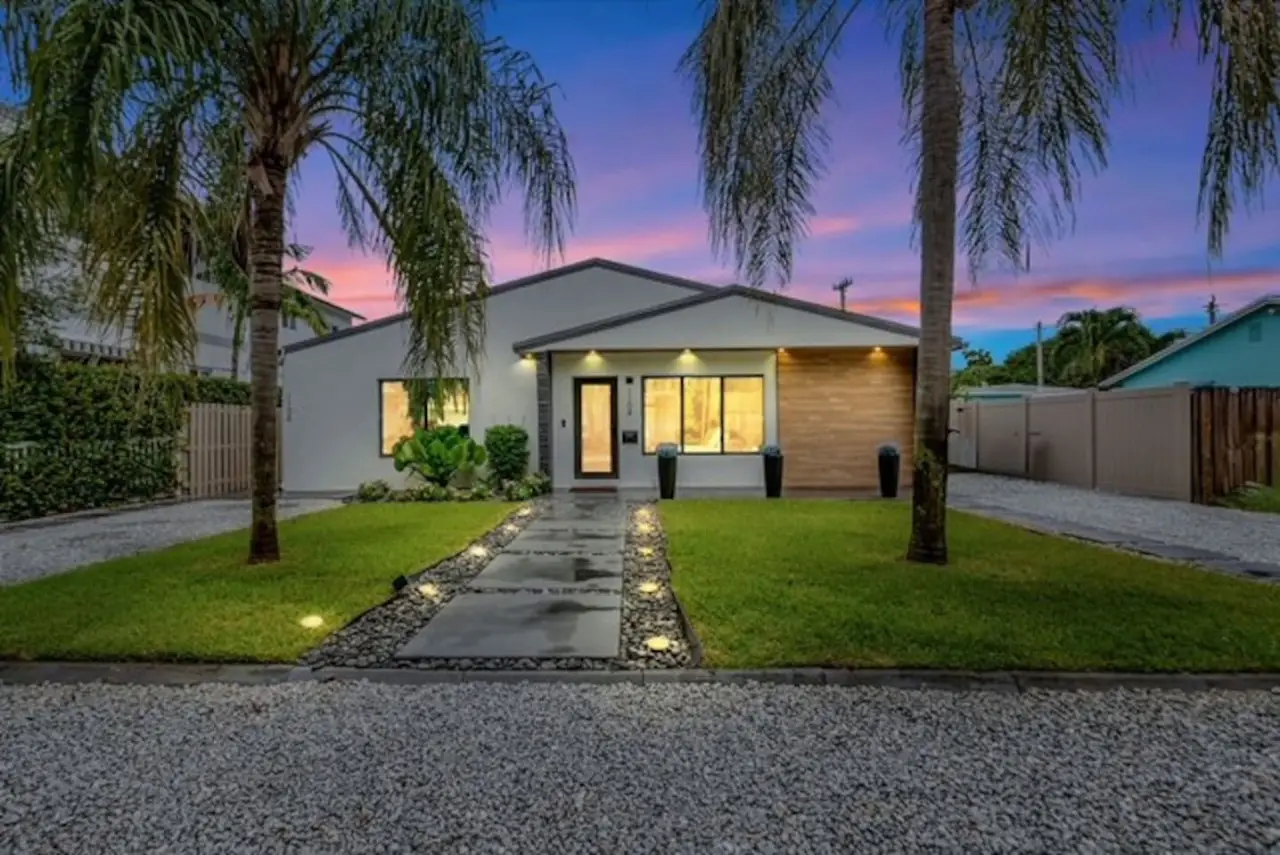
[949,386,1280,504]
[183,404,283,499]
[1191,387,1280,503]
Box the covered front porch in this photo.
[512,284,920,493]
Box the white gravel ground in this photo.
[1,682,1277,854]
[949,473,1280,564]
[0,498,340,586]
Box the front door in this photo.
[574,378,618,479]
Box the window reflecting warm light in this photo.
[683,377,722,453]
[724,377,765,452]
[643,376,764,454]
[379,379,470,455]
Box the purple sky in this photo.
[292,1,1280,358]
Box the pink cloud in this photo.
[843,266,1280,330]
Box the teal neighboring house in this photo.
[1100,294,1280,390]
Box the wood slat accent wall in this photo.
[777,347,916,490]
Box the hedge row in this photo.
[0,358,252,521]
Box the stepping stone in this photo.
[471,553,624,592]
[504,528,624,555]
[522,517,624,535]
[394,592,621,659]
[537,499,625,524]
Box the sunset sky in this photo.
[14,2,1279,359]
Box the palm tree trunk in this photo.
[906,0,962,565]
[230,307,244,381]
[247,152,287,563]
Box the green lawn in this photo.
[661,500,1280,672]
[0,502,515,662]
[1220,484,1280,515]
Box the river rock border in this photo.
[301,499,697,671]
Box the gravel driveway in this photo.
[950,473,1280,564]
[0,499,340,586]
[1,682,1276,854]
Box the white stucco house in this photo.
[52,281,363,378]
[282,258,921,494]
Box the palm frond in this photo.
[681,0,858,289]
[1186,0,1280,256]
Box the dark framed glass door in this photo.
[574,378,618,478]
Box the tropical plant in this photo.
[355,479,392,503]
[392,426,488,488]
[0,0,576,563]
[681,0,1278,563]
[190,228,336,379]
[484,424,530,484]
[1051,307,1153,387]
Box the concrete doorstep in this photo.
[3,660,1280,692]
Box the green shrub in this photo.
[354,480,392,502]
[523,471,552,496]
[186,375,252,406]
[0,358,190,520]
[470,483,493,501]
[484,425,529,484]
[498,473,551,502]
[392,426,488,487]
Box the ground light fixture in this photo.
[638,546,655,558]
[417,583,441,599]
[517,507,532,517]
[638,581,661,595]
[299,615,324,629]
[468,545,488,558]
[645,636,673,652]
[504,523,519,534]
[635,522,654,535]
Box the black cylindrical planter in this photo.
[877,448,900,498]
[763,455,783,498]
[658,456,677,500]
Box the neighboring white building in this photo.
[51,280,363,377]
[282,258,921,495]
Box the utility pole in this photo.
[832,277,853,312]
[1206,294,1219,325]
[1035,321,1045,389]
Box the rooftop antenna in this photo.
[832,277,853,312]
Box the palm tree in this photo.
[192,240,336,380]
[1,0,575,562]
[681,0,1278,564]
[1052,307,1152,387]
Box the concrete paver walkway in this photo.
[395,495,626,660]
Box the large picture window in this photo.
[642,375,765,455]
[379,379,470,456]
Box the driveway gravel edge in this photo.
[4,661,1280,692]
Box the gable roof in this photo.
[1098,293,1280,389]
[510,285,921,353]
[301,290,365,320]
[282,257,719,354]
